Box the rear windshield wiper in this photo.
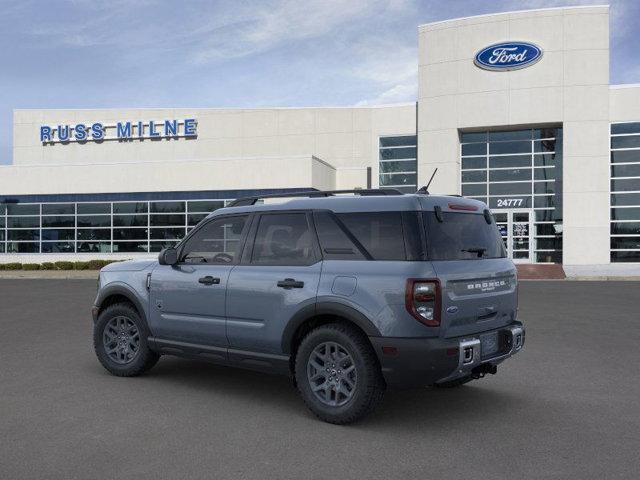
[461,247,487,258]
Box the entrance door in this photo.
[493,210,533,263]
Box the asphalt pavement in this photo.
[1,279,638,479]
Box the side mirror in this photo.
[158,248,178,266]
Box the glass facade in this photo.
[610,122,640,262]
[460,127,563,263]
[0,199,231,254]
[379,135,417,193]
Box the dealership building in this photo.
[2,5,639,276]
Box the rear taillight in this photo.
[405,279,441,327]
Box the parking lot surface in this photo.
[1,279,638,479]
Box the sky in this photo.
[0,0,639,165]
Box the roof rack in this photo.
[227,188,405,207]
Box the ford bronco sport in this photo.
[92,189,525,424]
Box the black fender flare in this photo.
[281,301,381,354]
[94,283,148,325]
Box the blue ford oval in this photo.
[474,42,542,71]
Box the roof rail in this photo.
[227,188,405,207]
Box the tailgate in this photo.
[432,258,518,338]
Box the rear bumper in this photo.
[369,322,525,389]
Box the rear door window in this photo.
[313,211,366,260]
[424,211,506,260]
[251,213,317,266]
[336,212,406,260]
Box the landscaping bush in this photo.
[54,261,74,270]
[73,261,91,270]
[87,259,112,270]
[40,262,55,270]
[3,263,22,270]
[22,263,41,270]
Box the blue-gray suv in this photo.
[92,189,525,424]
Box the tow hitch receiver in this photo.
[471,363,497,379]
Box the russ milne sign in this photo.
[474,42,542,71]
[40,119,197,144]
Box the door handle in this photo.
[277,278,304,289]
[198,276,220,285]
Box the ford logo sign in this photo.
[474,42,542,71]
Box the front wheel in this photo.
[295,323,385,424]
[93,302,159,377]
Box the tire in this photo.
[93,302,159,377]
[433,375,474,388]
[295,323,385,425]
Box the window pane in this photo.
[534,238,562,250]
[461,170,486,183]
[611,251,640,262]
[42,203,74,215]
[41,229,75,241]
[113,228,148,241]
[610,237,640,249]
[533,128,559,139]
[113,202,148,214]
[534,196,555,208]
[77,203,110,214]
[379,160,416,173]
[77,242,111,253]
[534,181,555,194]
[150,227,186,240]
[42,242,75,253]
[489,155,531,168]
[611,164,640,178]
[611,192,640,206]
[8,217,39,228]
[610,150,640,163]
[488,129,531,141]
[337,212,406,261]
[489,141,531,155]
[536,251,562,263]
[379,136,416,147]
[181,215,248,264]
[489,168,531,182]
[42,216,74,228]
[379,147,417,160]
[77,229,110,241]
[114,214,148,227]
[77,215,110,227]
[7,242,39,253]
[611,178,640,192]
[611,207,640,220]
[489,183,531,195]
[611,135,640,149]
[149,214,184,227]
[379,173,417,187]
[187,200,225,213]
[534,168,555,180]
[535,224,558,236]
[313,211,365,260]
[462,157,486,169]
[8,229,39,240]
[423,212,505,260]
[113,241,148,252]
[251,214,314,265]
[187,213,208,226]
[611,222,640,235]
[535,210,556,221]
[462,184,487,196]
[533,139,557,153]
[611,123,640,135]
[7,204,38,215]
[150,201,185,213]
[460,132,487,143]
[534,154,556,167]
[461,143,486,156]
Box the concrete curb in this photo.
[0,271,99,279]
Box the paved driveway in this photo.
[0,280,638,479]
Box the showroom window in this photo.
[0,199,230,254]
[611,122,640,262]
[460,127,563,264]
[379,135,417,193]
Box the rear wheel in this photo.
[295,323,385,424]
[93,303,159,377]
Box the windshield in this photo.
[423,211,506,260]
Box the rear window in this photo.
[424,212,506,260]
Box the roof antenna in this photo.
[416,168,438,195]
